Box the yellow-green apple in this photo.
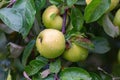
[113,9,120,28]
[36,29,65,58]
[86,0,119,12]
[42,5,63,30]
[63,43,88,62]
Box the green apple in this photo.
[107,0,119,12]
[36,29,65,59]
[113,9,120,28]
[42,5,63,30]
[63,43,88,62]
[86,0,119,12]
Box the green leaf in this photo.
[0,8,23,32]
[90,72,102,80]
[91,37,110,54]
[75,0,86,5]
[66,31,94,50]
[35,0,46,11]
[84,0,110,23]
[99,14,119,38]
[36,56,49,65]
[25,60,46,76]
[60,67,92,80]
[22,40,35,66]
[49,59,61,73]
[13,0,36,38]
[67,0,78,7]
[71,7,84,31]
[49,0,64,5]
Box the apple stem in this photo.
[62,8,68,34]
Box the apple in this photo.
[63,43,88,62]
[107,0,119,12]
[113,9,120,28]
[86,0,119,12]
[42,5,63,30]
[36,29,65,59]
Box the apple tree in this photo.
[0,0,120,80]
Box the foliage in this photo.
[0,0,120,80]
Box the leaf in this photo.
[36,56,49,65]
[25,60,46,76]
[0,8,23,32]
[7,42,24,58]
[49,59,61,73]
[66,0,78,7]
[35,0,46,11]
[75,0,86,5]
[49,0,63,5]
[0,23,14,34]
[100,14,119,38]
[66,31,94,50]
[60,67,92,80]
[84,0,110,23]
[91,37,110,54]
[13,0,36,38]
[22,40,35,66]
[90,72,102,80]
[71,7,84,31]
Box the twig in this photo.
[54,73,59,80]
[7,0,16,7]
[62,8,68,34]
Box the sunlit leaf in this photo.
[60,67,92,80]
[84,0,110,23]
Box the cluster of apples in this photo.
[36,5,88,62]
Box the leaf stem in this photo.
[54,73,59,80]
[62,8,68,34]
[7,0,16,7]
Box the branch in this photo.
[62,8,68,34]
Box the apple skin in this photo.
[36,29,65,59]
[113,9,120,28]
[86,0,119,12]
[63,43,88,62]
[42,5,63,30]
